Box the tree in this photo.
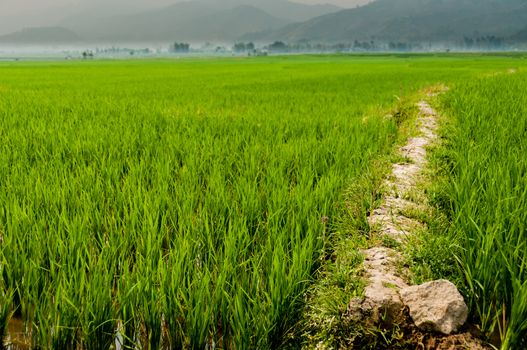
[234,42,256,53]
[82,51,94,59]
[268,41,288,52]
[173,42,190,53]
[233,43,246,52]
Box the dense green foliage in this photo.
[0,55,524,348]
[439,73,527,349]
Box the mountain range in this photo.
[0,0,526,46]
[512,26,527,40]
[0,27,81,44]
[247,0,527,43]
[0,0,339,44]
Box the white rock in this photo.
[347,248,408,325]
[400,279,468,335]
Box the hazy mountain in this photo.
[59,0,339,43]
[188,5,290,41]
[0,0,185,35]
[246,0,527,42]
[60,1,215,40]
[0,27,82,44]
[512,26,527,40]
[209,0,340,22]
[5,0,524,46]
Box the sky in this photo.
[0,0,371,34]
[0,0,369,15]
[0,0,367,13]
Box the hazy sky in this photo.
[0,0,368,13]
[0,0,370,34]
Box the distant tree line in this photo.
[262,40,391,53]
[233,42,255,52]
[258,37,514,53]
[80,35,515,60]
[261,40,386,53]
[463,36,505,50]
[173,42,190,53]
[267,41,288,52]
[82,51,94,59]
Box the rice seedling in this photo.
[0,55,524,348]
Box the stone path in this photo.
[348,88,483,347]
[351,90,443,324]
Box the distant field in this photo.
[0,55,525,348]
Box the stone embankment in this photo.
[348,88,488,349]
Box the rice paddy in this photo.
[436,71,527,349]
[0,55,525,349]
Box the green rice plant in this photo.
[81,264,117,350]
[438,73,527,349]
[0,287,14,349]
[138,276,163,350]
[162,255,188,349]
[117,263,140,350]
[51,297,80,350]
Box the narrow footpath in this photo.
[348,87,489,349]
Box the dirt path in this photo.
[368,98,438,243]
[364,91,440,294]
[348,87,490,349]
[349,88,442,325]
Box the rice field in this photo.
[0,55,525,349]
[438,72,527,349]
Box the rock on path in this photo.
[401,280,468,335]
